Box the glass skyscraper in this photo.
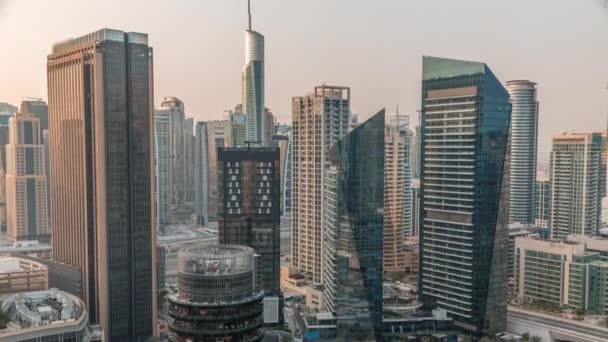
[506,80,539,224]
[419,56,511,338]
[323,110,385,341]
[47,28,156,340]
[154,109,173,230]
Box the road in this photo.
[508,307,608,342]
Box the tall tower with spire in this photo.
[242,0,266,145]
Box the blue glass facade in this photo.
[419,56,511,338]
[323,110,385,341]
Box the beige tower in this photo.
[205,120,232,219]
[5,112,49,242]
[291,85,350,284]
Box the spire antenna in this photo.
[247,0,252,30]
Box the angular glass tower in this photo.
[419,56,511,338]
[323,110,384,341]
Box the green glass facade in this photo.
[419,56,511,338]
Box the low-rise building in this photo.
[0,288,102,341]
[0,256,47,300]
[514,235,608,314]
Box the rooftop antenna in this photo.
[247,0,252,30]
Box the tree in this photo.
[0,309,9,330]
[530,336,542,342]
[522,332,530,341]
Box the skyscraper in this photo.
[43,130,50,230]
[322,110,385,340]
[506,80,539,224]
[217,146,281,298]
[242,0,265,144]
[184,117,195,202]
[5,112,50,242]
[160,96,186,205]
[272,134,289,215]
[0,125,10,229]
[264,107,275,145]
[205,120,232,219]
[20,98,48,140]
[228,104,247,147]
[291,85,350,284]
[419,56,511,338]
[154,109,172,230]
[533,174,551,227]
[47,28,156,340]
[194,122,209,226]
[549,132,606,238]
[0,102,17,125]
[384,114,413,273]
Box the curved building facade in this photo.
[0,288,102,341]
[168,245,264,342]
[506,80,539,224]
[242,30,265,145]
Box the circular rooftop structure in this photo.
[169,244,264,342]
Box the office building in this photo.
[411,125,421,178]
[184,117,194,203]
[411,178,420,236]
[0,102,17,125]
[272,134,290,215]
[43,130,50,230]
[534,174,551,227]
[154,109,172,230]
[47,28,156,340]
[20,98,48,139]
[419,56,511,338]
[6,112,50,242]
[0,125,9,229]
[167,245,264,342]
[159,96,186,205]
[264,108,275,145]
[228,104,247,147]
[506,80,539,224]
[206,120,232,219]
[292,85,350,284]
[242,0,266,145]
[218,147,281,299]
[194,122,209,226]
[384,114,413,273]
[322,110,385,340]
[514,235,608,315]
[549,132,606,238]
[0,289,103,341]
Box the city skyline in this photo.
[1,0,607,164]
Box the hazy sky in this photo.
[1,0,607,165]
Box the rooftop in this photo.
[1,289,85,333]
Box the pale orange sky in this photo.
[1,0,607,166]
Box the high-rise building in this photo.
[264,108,275,145]
[411,178,420,236]
[384,114,413,273]
[184,117,195,203]
[6,112,50,242]
[419,56,511,338]
[533,174,551,227]
[242,0,266,145]
[47,28,156,340]
[228,104,247,147]
[291,85,350,284]
[43,130,50,230]
[194,122,209,226]
[167,245,264,342]
[272,134,290,215]
[218,147,281,299]
[20,98,48,140]
[506,80,539,224]
[154,109,173,230]
[549,132,606,238]
[159,96,186,205]
[0,102,17,125]
[322,110,385,340]
[206,120,232,219]
[0,125,10,229]
[411,125,422,178]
